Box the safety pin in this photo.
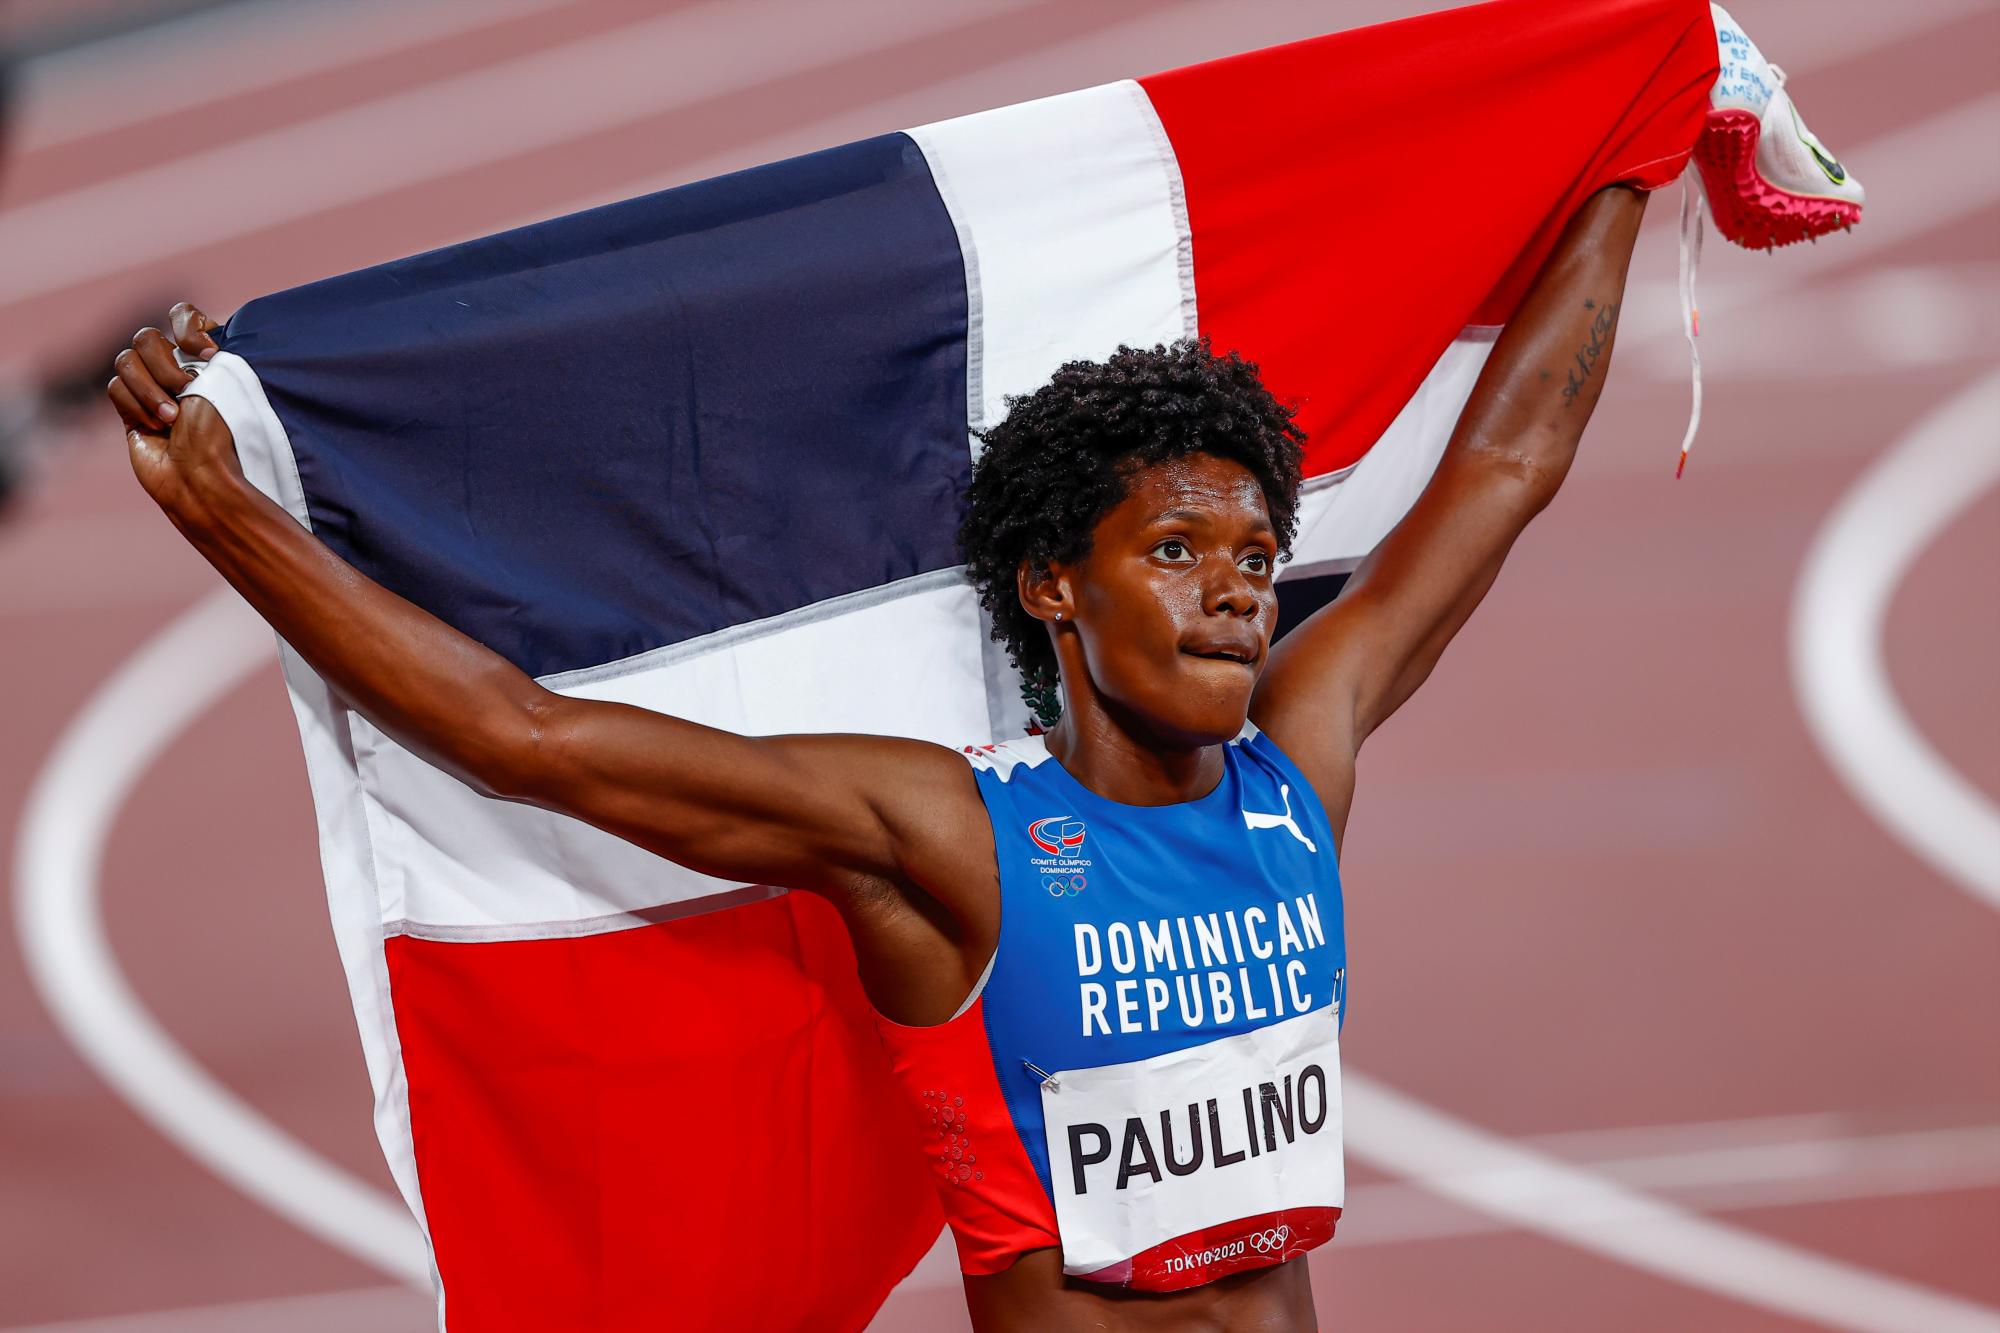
[1022,1060,1060,1092]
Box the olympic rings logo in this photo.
[1044,873,1086,898]
[1245,1225,1292,1254]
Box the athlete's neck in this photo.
[1043,695,1229,806]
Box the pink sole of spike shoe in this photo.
[1692,108,1861,250]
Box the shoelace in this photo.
[1677,63,1789,477]
[1675,165,1704,478]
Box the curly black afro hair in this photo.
[958,336,1306,726]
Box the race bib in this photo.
[1039,1005,1343,1288]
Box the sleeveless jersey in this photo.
[871,721,1347,1291]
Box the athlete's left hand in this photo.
[105,302,225,434]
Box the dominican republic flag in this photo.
[182,0,1714,1327]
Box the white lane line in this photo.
[11,587,432,1285]
[1344,1074,2000,1333]
[1343,1123,2000,1246]
[1743,0,1995,75]
[1627,260,2000,384]
[1631,92,2000,351]
[1523,1107,1972,1160]
[0,1285,432,1333]
[20,588,2000,1330]
[19,0,1985,166]
[544,16,2000,259]
[18,1112,1993,1333]
[9,1,1985,318]
[1791,369,2000,905]
[11,0,568,154]
[1590,1124,2000,1199]
[485,0,1207,235]
[0,0,1031,309]
[896,1116,2000,1280]
[13,15,1991,1332]
[0,512,217,615]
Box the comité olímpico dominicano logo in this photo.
[1028,816,1090,897]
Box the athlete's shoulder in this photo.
[1235,719,1291,764]
[1233,717,1350,849]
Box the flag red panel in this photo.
[1142,0,1716,478]
[387,893,941,1331]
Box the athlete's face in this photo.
[1039,453,1280,745]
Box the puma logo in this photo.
[1242,785,1316,853]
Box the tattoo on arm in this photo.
[1561,298,1621,407]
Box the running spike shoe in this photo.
[1695,4,1864,250]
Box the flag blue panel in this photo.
[216,133,971,678]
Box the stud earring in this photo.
[1055,611,1064,621]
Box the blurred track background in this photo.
[2,1,1995,1329]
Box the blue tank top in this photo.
[945,719,1348,1287]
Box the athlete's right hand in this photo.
[106,303,239,511]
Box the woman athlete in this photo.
[112,184,1645,1330]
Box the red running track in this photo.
[2,1,1995,1328]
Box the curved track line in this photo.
[1346,1075,2000,1333]
[12,587,430,1284]
[23,590,2000,1329]
[1792,370,2000,906]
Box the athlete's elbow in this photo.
[456,686,565,804]
[1466,437,1571,512]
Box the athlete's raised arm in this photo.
[1253,185,1648,788]
[108,314,997,1020]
